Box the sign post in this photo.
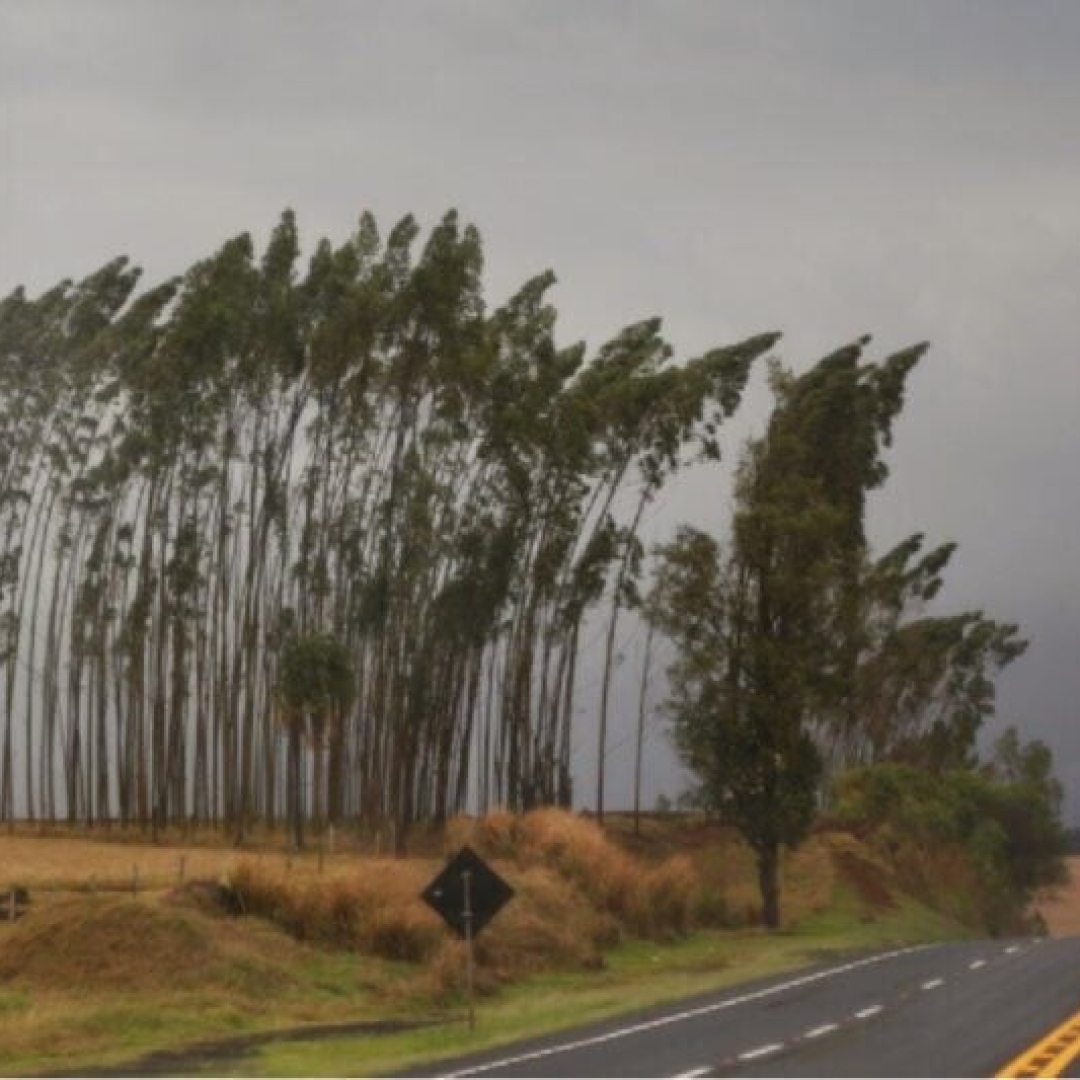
[421,845,514,1031]
[462,869,475,1031]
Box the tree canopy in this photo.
[0,208,772,840]
[650,342,1033,928]
[0,207,1049,906]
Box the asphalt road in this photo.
[405,937,1080,1078]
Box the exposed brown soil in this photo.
[832,847,897,911]
[1032,855,1080,937]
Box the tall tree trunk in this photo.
[632,620,655,837]
[757,844,781,930]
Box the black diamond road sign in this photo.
[421,845,514,939]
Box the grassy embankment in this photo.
[0,810,976,1077]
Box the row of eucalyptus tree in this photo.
[0,210,776,839]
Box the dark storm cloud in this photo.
[3,1,1078,813]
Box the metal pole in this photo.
[463,869,475,1032]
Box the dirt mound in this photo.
[0,894,305,992]
[831,842,897,911]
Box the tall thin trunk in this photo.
[632,619,655,837]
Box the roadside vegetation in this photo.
[832,730,1068,935]
[0,211,1068,1074]
[0,210,1040,874]
[0,805,1055,1076]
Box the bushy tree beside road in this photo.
[650,344,1036,928]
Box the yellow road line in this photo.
[998,1007,1080,1078]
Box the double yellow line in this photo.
[998,1008,1080,1078]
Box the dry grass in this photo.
[0,835,236,891]
[221,809,725,994]
[0,830,367,895]
[445,808,707,937]
[0,812,893,942]
[478,866,612,968]
[869,833,987,928]
[227,858,446,963]
[0,894,304,993]
[1034,856,1080,937]
[0,811,969,1075]
[827,836,897,911]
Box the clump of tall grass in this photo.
[516,809,638,918]
[479,866,613,970]
[230,809,730,978]
[450,808,714,939]
[627,855,699,939]
[443,809,519,859]
[227,860,444,963]
[416,866,610,1003]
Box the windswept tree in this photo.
[820,533,1027,775]
[0,207,776,842]
[651,340,926,928]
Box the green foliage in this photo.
[277,633,354,739]
[831,534,1028,770]
[276,632,353,848]
[833,753,1067,934]
[651,339,925,928]
[0,204,778,833]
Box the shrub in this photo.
[833,762,1067,934]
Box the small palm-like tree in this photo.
[277,632,353,849]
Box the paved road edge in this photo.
[998,1007,1080,1078]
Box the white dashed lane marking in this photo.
[683,943,1038,1078]
[446,945,927,1076]
[738,1043,784,1062]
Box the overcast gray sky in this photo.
[3,1,1079,817]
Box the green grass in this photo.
[0,949,423,1077]
[229,896,965,1078]
[0,990,30,1017]
[0,823,979,1078]
[794,882,972,947]
[0,994,255,1076]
